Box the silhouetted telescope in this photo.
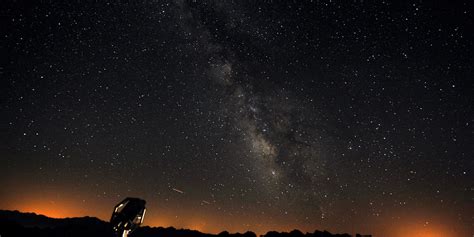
[110,197,146,237]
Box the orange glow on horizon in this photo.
[392,221,457,237]
[396,227,455,237]
[1,188,469,237]
[4,204,466,237]
[11,198,93,219]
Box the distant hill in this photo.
[0,210,113,237]
[0,210,370,237]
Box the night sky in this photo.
[1,1,473,237]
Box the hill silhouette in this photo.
[0,210,370,237]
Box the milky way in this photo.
[1,1,472,237]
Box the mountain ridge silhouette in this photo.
[0,210,371,237]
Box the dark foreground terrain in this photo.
[0,210,370,237]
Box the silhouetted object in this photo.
[110,198,146,237]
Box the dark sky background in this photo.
[1,1,473,237]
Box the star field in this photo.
[1,1,473,237]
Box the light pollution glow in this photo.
[0,188,467,237]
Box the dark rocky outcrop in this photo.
[0,210,369,237]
